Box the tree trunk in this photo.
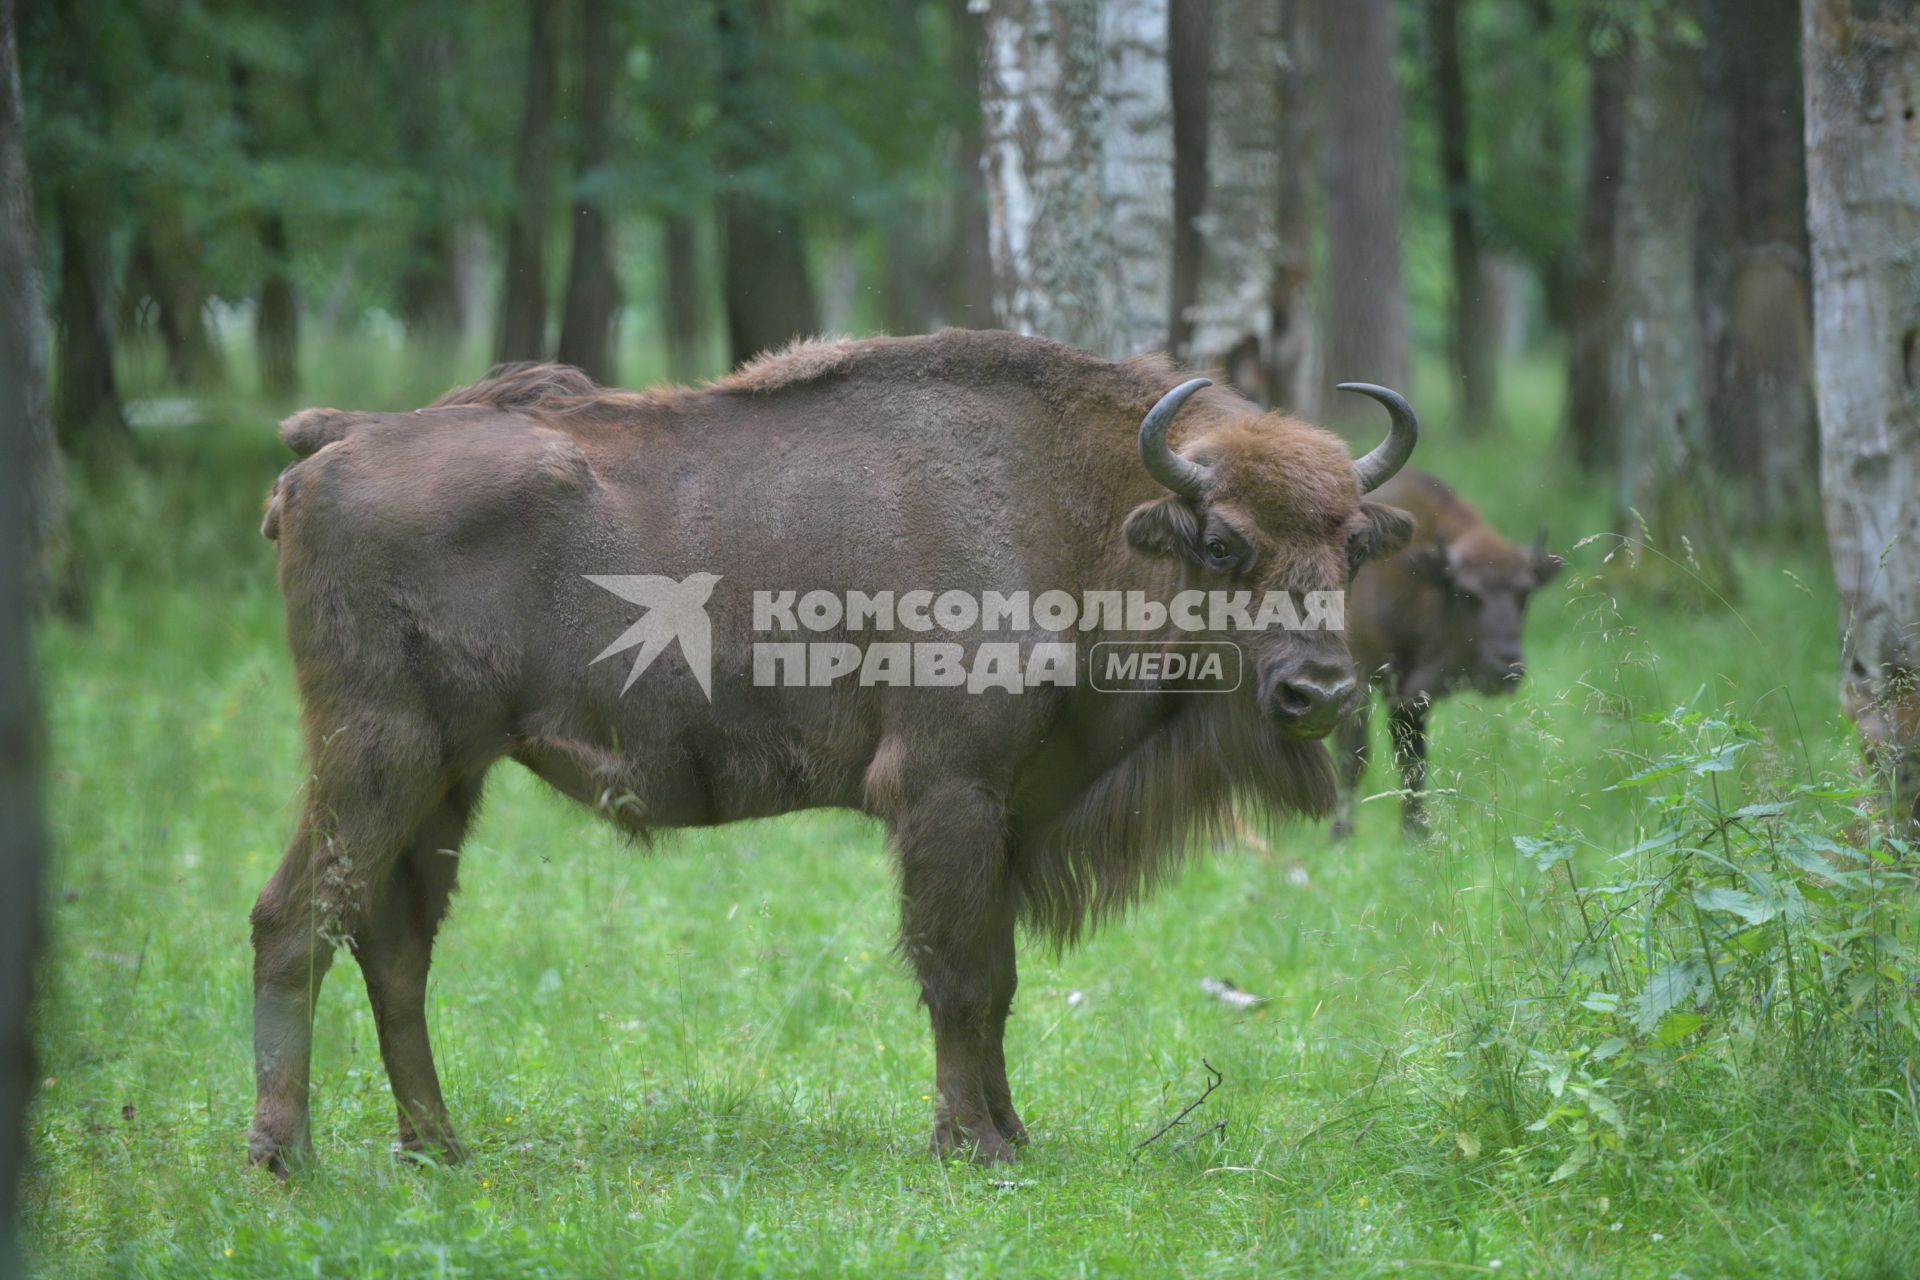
[0,1,50,1265]
[1429,0,1496,429]
[662,214,708,381]
[256,212,299,398]
[52,188,126,453]
[1605,11,1734,596]
[1567,42,1625,472]
[981,0,1171,358]
[716,0,818,366]
[497,0,558,365]
[1700,0,1818,530]
[881,206,939,336]
[1166,0,1213,364]
[1804,0,1920,828]
[1320,0,1408,418]
[557,0,621,383]
[122,209,221,385]
[1268,0,1318,415]
[2,0,67,612]
[943,0,997,328]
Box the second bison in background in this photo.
[1334,469,1564,837]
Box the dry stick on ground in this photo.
[1134,1059,1224,1156]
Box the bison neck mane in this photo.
[1014,691,1334,947]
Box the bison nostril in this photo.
[1276,676,1356,719]
[1273,681,1316,718]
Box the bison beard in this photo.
[245,330,1411,1174]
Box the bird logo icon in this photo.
[584,573,722,700]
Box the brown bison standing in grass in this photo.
[1333,468,1563,838]
[246,329,1418,1173]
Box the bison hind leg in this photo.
[248,711,473,1175]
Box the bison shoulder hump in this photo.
[278,407,360,458]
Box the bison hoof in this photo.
[932,1119,1017,1166]
[395,1133,469,1168]
[246,1130,311,1180]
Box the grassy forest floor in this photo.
[22,345,1920,1277]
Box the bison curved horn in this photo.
[1138,378,1214,499]
[1338,382,1419,494]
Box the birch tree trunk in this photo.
[1320,0,1408,419]
[1803,0,1920,828]
[981,0,1171,358]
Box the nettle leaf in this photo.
[1733,802,1789,820]
[1515,830,1577,872]
[1690,742,1746,776]
[1592,1037,1629,1062]
[1653,1010,1705,1045]
[1632,957,1713,1035]
[1692,887,1782,925]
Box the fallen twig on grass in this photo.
[1133,1059,1223,1157]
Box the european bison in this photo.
[248,329,1418,1173]
[1332,468,1563,837]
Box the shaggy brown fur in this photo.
[245,328,1417,1176]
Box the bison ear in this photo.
[1357,501,1415,561]
[1531,528,1566,585]
[1403,536,1452,586]
[1124,496,1203,562]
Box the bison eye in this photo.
[1204,536,1233,566]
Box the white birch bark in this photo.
[981,0,1172,358]
[1803,0,1920,826]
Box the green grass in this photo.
[23,351,1920,1278]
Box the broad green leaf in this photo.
[1692,887,1782,924]
[1632,957,1712,1035]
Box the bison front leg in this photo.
[1331,698,1372,840]
[1387,701,1431,838]
[892,782,1021,1165]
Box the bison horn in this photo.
[1138,378,1214,499]
[1338,382,1419,494]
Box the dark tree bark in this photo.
[943,0,996,327]
[1429,0,1496,428]
[1702,0,1817,529]
[497,0,558,365]
[1320,0,1408,419]
[1268,0,1318,416]
[1604,9,1734,596]
[2,0,66,611]
[716,0,818,365]
[122,210,222,385]
[1804,0,1920,828]
[662,214,708,381]
[52,187,126,452]
[557,0,621,383]
[398,224,460,341]
[256,211,299,398]
[1567,42,1625,472]
[1167,0,1213,363]
[0,2,49,1266]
